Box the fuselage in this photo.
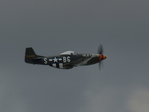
[31,54,100,69]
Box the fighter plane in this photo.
[25,45,107,69]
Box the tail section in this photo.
[25,47,37,63]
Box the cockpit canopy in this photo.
[60,51,78,55]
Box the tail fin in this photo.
[25,47,37,63]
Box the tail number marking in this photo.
[26,55,35,57]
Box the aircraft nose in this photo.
[103,55,107,59]
[99,54,107,60]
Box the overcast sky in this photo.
[1,0,149,112]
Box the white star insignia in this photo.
[53,57,58,62]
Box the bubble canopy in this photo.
[60,51,78,55]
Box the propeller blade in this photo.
[98,44,103,54]
[99,62,104,70]
[99,62,101,69]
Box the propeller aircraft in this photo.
[25,45,107,69]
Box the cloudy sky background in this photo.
[1,0,149,112]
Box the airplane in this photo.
[25,45,107,69]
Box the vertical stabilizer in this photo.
[25,47,37,63]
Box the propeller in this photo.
[98,45,106,69]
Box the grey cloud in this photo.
[127,87,149,112]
